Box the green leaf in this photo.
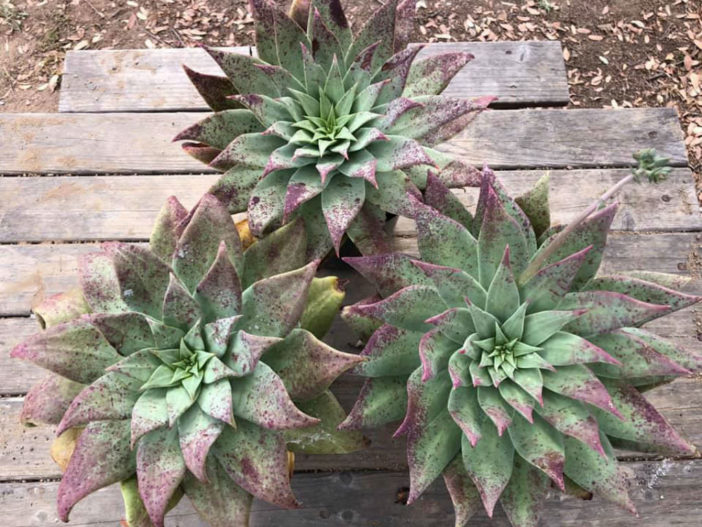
[300,276,345,339]
[174,109,264,150]
[339,376,409,430]
[321,175,366,253]
[514,173,550,238]
[499,454,550,527]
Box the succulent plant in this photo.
[176,0,491,258]
[12,194,364,527]
[340,169,701,526]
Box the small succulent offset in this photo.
[176,0,491,258]
[12,194,364,527]
[340,169,701,526]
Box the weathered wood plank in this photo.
[58,41,569,113]
[2,459,701,526]
[2,371,699,481]
[1,233,699,317]
[0,108,688,175]
[1,169,698,243]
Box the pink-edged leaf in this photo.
[182,456,253,526]
[162,273,200,330]
[178,405,225,482]
[520,246,592,312]
[542,365,622,417]
[500,454,550,527]
[89,312,155,356]
[20,374,84,426]
[57,420,135,521]
[365,169,423,217]
[263,328,363,401]
[345,201,395,256]
[181,142,222,165]
[57,371,140,436]
[227,330,281,376]
[426,307,475,344]
[204,47,289,97]
[195,240,242,321]
[338,376,408,430]
[375,47,425,104]
[539,331,620,367]
[347,0,398,73]
[394,0,416,52]
[419,326,460,381]
[230,361,318,429]
[564,434,637,514]
[404,52,474,97]
[507,413,565,490]
[356,325,421,378]
[321,175,365,254]
[182,65,238,112]
[423,171,473,230]
[213,419,299,508]
[461,419,514,516]
[343,253,431,297]
[442,455,483,527]
[369,135,435,172]
[131,388,169,448]
[396,368,451,439]
[77,250,128,314]
[476,386,513,435]
[537,390,605,456]
[447,385,483,447]
[11,317,122,385]
[198,379,235,426]
[498,381,536,423]
[595,380,696,456]
[136,427,187,527]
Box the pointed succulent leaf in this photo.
[240,260,317,337]
[182,65,238,112]
[413,261,486,309]
[539,331,620,367]
[419,327,461,381]
[208,167,264,214]
[541,365,621,416]
[210,133,284,171]
[423,171,473,230]
[447,385,483,446]
[477,387,513,434]
[205,48,291,97]
[131,388,169,447]
[77,250,128,314]
[507,413,565,489]
[247,170,292,236]
[227,330,281,376]
[366,170,423,216]
[198,379,235,426]
[178,405,225,482]
[500,454,550,527]
[195,241,242,321]
[214,419,298,508]
[442,455,483,527]
[521,310,582,347]
[57,420,135,522]
[34,287,90,329]
[346,0,397,72]
[514,173,550,238]
[174,109,264,149]
[339,376,409,430]
[20,374,84,426]
[11,318,122,385]
[321,175,366,253]
[353,324,422,377]
[403,52,474,98]
[299,276,345,339]
[344,253,431,297]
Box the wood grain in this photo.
[0,108,688,175]
[58,41,569,113]
[1,169,698,243]
[2,459,701,526]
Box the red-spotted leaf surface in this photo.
[13,194,355,527]
[176,0,484,258]
[342,171,699,527]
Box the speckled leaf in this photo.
[225,330,279,376]
[415,200,479,274]
[213,419,298,508]
[536,390,604,456]
[375,47,424,104]
[448,386,483,447]
[355,324,421,378]
[204,48,292,97]
[286,390,366,454]
[541,365,621,416]
[539,331,619,367]
[419,327,460,381]
[396,368,451,438]
[230,361,318,429]
[247,170,292,236]
[564,434,636,513]
[131,389,169,447]
[209,133,283,171]
[88,313,153,356]
[174,109,264,150]
[427,307,475,344]
[344,253,431,297]
[195,241,242,321]
[529,203,617,289]
[208,167,264,214]
[178,405,225,482]
[107,348,161,383]
[249,0,307,78]
[404,52,473,98]
[366,170,422,216]
[477,387,513,434]
[182,457,252,527]
[162,274,200,330]
[33,287,90,329]
[198,379,235,426]
[321,175,365,253]
[520,246,591,312]
[499,381,536,422]
[293,196,334,259]
[338,376,408,430]
[500,454,550,527]
[136,427,186,527]
[57,420,135,522]
[594,380,696,455]
[394,0,416,52]
[173,194,243,292]
[346,0,397,72]
[57,371,140,435]
[560,291,670,337]
[348,285,447,332]
[11,318,122,385]
[20,373,84,426]
[240,260,317,337]
[407,408,462,504]
[423,172,473,230]
[514,173,550,238]
[507,413,565,489]
[263,328,363,401]
[485,247,520,322]
[413,261,486,309]
[620,327,702,372]
[78,250,128,314]
[182,66,238,112]
[521,310,581,346]
[443,455,483,527]
[461,417,514,516]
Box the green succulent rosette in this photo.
[176,0,491,258]
[340,170,701,526]
[12,194,364,527]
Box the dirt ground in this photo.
[0,0,700,191]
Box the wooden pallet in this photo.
[0,42,700,526]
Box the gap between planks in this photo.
[2,459,701,526]
[0,169,699,243]
[58,41,569,113]
[0,108,688,175]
